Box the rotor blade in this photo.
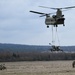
[40,14,50,17]
[40,14,47,17]
[62,6,75,9]
[39,6,75,10]
[30,10,45,14]
[39,6,59,10]
[30,10,54,17]
[40,12,55,17]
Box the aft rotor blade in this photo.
[39,6,59,10]
[30,10,45,14]
[62,6,75,9]
[39,6,75,10]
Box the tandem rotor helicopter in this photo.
[30,6,75,51]
[30,6,75,28]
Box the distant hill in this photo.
[0,43,75,52]
[0,43,50,52]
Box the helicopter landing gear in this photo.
[47,25,49,28]
[54,25,58,27]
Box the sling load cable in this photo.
[51,25,55,46]
[51,26,60,47]
[55,27,60,46]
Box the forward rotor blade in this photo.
[40,14,49,17]
[40,14,47,17]
[30,10,54,17]
[30,10,45,14]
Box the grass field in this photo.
[0,61,75,75]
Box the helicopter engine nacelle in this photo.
[45,17,55,25]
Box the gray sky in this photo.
[0,0,75,46]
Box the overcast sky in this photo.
[0,0,75,46]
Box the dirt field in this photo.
[0,61,75,75]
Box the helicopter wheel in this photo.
[47,25,49,28]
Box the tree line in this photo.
[0,51,75,62]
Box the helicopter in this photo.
[30,6,75,28]
[30,6,75,51]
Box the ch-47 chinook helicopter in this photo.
[30,6,75,51]
[30,6,75,28]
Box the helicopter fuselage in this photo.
[45,16,55,25]
[45,15,65,28]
